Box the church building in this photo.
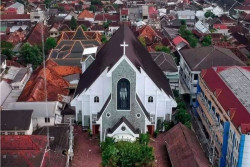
[71,25,177,141]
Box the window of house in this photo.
[45,117,50,123]
[17,132,25,135]
[1,132,5,135]
[136,113,141,118]
[117,78,130,110]
[7,132,15,135]
[94,96,99,103]
[148,96,153,103]
[194,74,198,80]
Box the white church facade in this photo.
[71,25,177,141]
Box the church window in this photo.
[106,112,111,118]
[148,96,153,103]
[117,78,130,110]
[94,96,99,103]
[45,117,50,123]
[136,113,141,118]
[121,126,126,131]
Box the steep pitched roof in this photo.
[27,23,49,45]
[180,46,245,71]
[72,26,88,40]
[78,10,94,19]
[150,52,178,72]
[1,110,33,131]
[18,59,81,102]
[165,123,210,167]
[74,25,173,98]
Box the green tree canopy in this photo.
[103,20,112,29]
[20,43,42,69]
[45,37,57,54]
[204,11,216,18]
[138,36,146,47]
[2,49,13,60]
[89,5,96,12]
[70,16,77,30]
[178,24,198,48]
[1,41,13,50]
[155,45,171,53]
[202,35,212,46]
[101,35,108,44]
[175,108,191,128]
[101,140,154,167]
[81,24,87,31]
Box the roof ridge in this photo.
[214,46,244,65]
[194,46,215,70]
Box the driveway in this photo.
[70,126,102,167]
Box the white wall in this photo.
[240,135,250,167]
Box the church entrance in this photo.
[92,124,100,135]
[147,125,154,136]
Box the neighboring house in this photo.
[64,11,78,21]
[17,59,81,102]
[27,23,49,45]
[142,5,149,21]
[5,2,24,14]
[128,7,142,23]
[164,123,210,167]
[179,46,245,104]
[1,110,33,135]
[0,14,31,27]
[137,25,163,46]
[49,23,71,38]
[172,36,189,50]
[120,9,129,21]
[213,24,229,35]
[196,66,250,167]
[94,13,120,24]
[48,26,101,67]
[6,101,63,130]
[78,10,94,21]
[0,81,12,107]
[219,15,237,26]
[150,52,179,90]
[30,7,46,24]
[195,20,210,34]
[71,25,177,142]
[108,22,120,36]
[1,135,67,167]
[33,125,72,165]
[176,10,195,20]
[10,67,31,90]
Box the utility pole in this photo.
[66,117,75,167]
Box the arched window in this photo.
[117,78,130,110]
[94,96,99,103]
[148,96,153,103]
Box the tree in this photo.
[101,35,108,44]
[89,5,96,12]
[45,37,57,54]
[45,0,52,8]
[1,41,13,49]
[178,25,198,48]
[20,43,42,69]
[138,36,146,47]
[81,24,87,31]
[70,16,77,30]
[113,4,118,9]
[103,20,112,29]
[175,108,191,128]
[202,35,212,46]
[155,45,171,53]
[189,36,198,48]
[91,0,102,5]
[2,49,13,60]
[180,19,186,26]
[101,140,154,167]
[204,11,215,18]
[138,133,149,145]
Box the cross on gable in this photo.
[120,41,128,56]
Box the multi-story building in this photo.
[178,46,245,105]
[196,66,250,167]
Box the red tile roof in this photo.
[0,14,30,20]
[1,135,47,167]
[78,10,94,19]
[27,23,49,45]
[165,123,210,167]
[121,9,128,15]
[138,25,161,43]
[173,36,189,46]
[201,66,250,132]
[94,14,120,21]
[18,59,80,102]
[213,24,228,29]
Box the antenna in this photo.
[41,20,50,165]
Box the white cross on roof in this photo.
[120,41,128,56]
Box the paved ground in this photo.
[70,126,102,167]
[150,134,172,167]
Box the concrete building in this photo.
[178,46,245,105]
[71,25,177,142]
[196,66,250,167]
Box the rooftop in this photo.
[150,52,178,72]
[27,23,49,45]
[165,123,210,167]
[1,110,33,131]
[180,46,245,71]
[201,66,250,132]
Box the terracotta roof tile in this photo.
[78,10,94,19]
[27,23,49,45]
[18,59,78,102]
[0,14,30,20]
